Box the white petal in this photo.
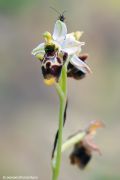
[31,43,45,56]
[70,55,92,74]
[62,35,85,55]
[52,20,67,42]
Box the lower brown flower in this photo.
[69,120,104,169]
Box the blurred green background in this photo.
[0,0,120,179]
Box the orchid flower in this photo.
[64,120,104,169]
[31,20,91,85]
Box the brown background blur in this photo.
[0,0,120,179]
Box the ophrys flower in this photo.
[69,120,104,169]
[31,20,91,85]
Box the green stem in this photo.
[52,65,67,180]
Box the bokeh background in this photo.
[0,0,120,179]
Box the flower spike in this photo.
[31,15,104,180]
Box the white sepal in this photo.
[62,34,85,55]
[53,20,67,42]
[70,55,92,74]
